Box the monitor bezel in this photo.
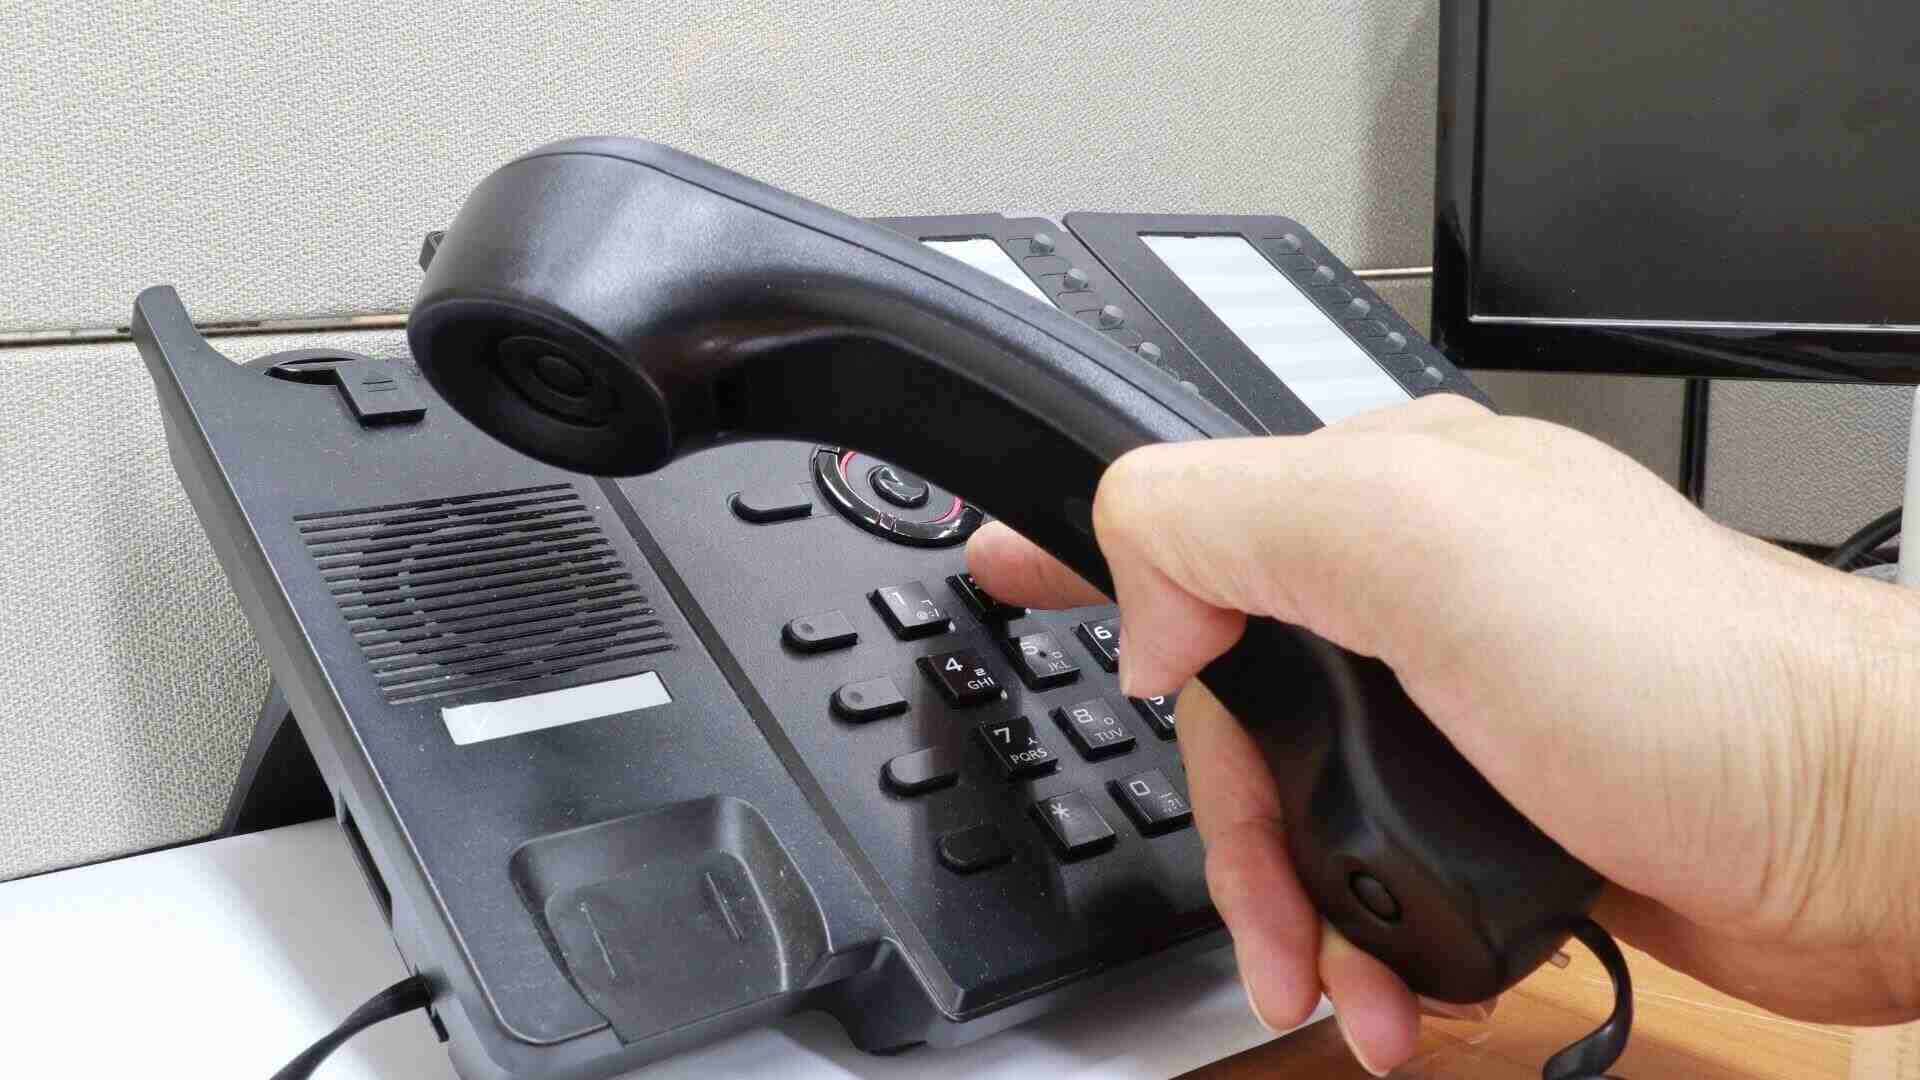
[1432,0,1920,383]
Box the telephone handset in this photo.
[411,138,1602,1003]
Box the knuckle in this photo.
[1093,446,1164,537]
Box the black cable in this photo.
[270,974,432,1080]
[1541,918,1634,1080]
[1823,505,1902,570]
[1677,377,1710,508]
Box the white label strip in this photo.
[441,671,672,746]
[1141,234,1410,425]
[922,238,1053,305]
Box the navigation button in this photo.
[868,464,930,508]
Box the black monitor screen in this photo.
[1437,2,1920,379]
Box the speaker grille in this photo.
[295,483,672,704]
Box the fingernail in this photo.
[1239,970,1278,1033]
[1416,995,1492,1022]
[1333,1012,1389,1078]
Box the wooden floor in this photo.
[1186,944,1854,1078]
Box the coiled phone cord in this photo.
[1541,918,1634,1080]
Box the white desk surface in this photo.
[0,820,1326,1079]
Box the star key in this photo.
[1032,790,1116,859]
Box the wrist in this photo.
[1816,571,1920,1012]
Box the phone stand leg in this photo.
[220,680,334,836]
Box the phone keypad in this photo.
[1004,630,1080,690]
[1076,617,1121,672]
[871,581,951,640]
[780,572,1182,874]
[1051,697,1136,759]
[975,716,1058,779]
[1033,790,1117,858]
[920,649,1004,706]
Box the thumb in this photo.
[1090,395,1492,697]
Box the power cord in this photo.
[1540,918,1634,1080]
[272,932,1632,1079]
[270,974,432,1080]
[1823,505,1902,571]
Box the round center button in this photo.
[868,464,930,508]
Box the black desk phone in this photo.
[140,139,1601,1079]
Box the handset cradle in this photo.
[409,137,1602,1003]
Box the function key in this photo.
[938,824,1011,874]
[1032,791,1117,859]
[975,715,1059,779]
[1130,694,1177,739]
[919,649,1004,706]
[1003,630,1080,690]
[832,676,909,722]
[871,581,952,640]
[1076,617,1121,672]
[948,572,1027,622]
[1051,698,1136,759]
[729,484,812,524]
[783,610,857,653]
[883,746,961,795]
[1109,769,1193,835]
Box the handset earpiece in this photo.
[409,137,1602,1003]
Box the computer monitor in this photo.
[1433,2,1920,381]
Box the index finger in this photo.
[966,520,1110,609]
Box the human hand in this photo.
[967,394,1920,1075]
